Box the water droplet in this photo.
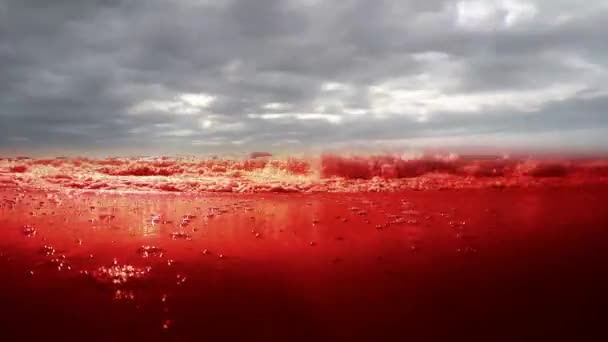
[23,225,37,237]
[137,245,165,258]
[91,263,151,285]
[40,245,55,256]
[176,274,187,285]
[170,232,192,240]
[114,289,135,301]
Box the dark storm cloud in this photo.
[1,0,608,155]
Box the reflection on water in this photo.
[1,188,608,340]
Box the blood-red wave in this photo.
[1,154,607,193]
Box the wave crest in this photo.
[2,153,608,192]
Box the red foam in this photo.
[1,154,607,193]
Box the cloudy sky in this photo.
[1,0,608,156]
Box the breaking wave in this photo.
[2,153,608,193]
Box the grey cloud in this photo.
[1,0,608,155]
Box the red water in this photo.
[1,186,607,340]
[1,155,607,340]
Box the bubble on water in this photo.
[137,245,165,258]
[390,217,406,224]
[449,221,466,229]
[50,257,70,271]
[176,273,187,285]
[23,225,37,237]
[457,246,478,255]
[349,207,368,216]
[255,232,261,238]
[99,214,115,222]
[309,241,316,246]
[91,263,151,285]
[161,294,168,302]
[202,249,210,255]
[151,214,161,225]
[40,245,55,256]
[218,254,224,259]
[170,232,192,240]
[114,289,135,301]
[162,319,172,330]
[181,214,196,226]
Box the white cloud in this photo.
[502,0,538,27]
[411,52,451,63]
[368,82,586,116]
[248,113,343,124]
[157,129,196,137]
[456,0,499,29]
[263,102,293,111]
[321,82,349,91]
[199,118,247,132]
[343,108,368,116]
[191,140,222,146]
[201,119,213,129]
[179,93,215,108]
[455,0,537,30]
[128,92,215,115]
[271,139,302,146]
